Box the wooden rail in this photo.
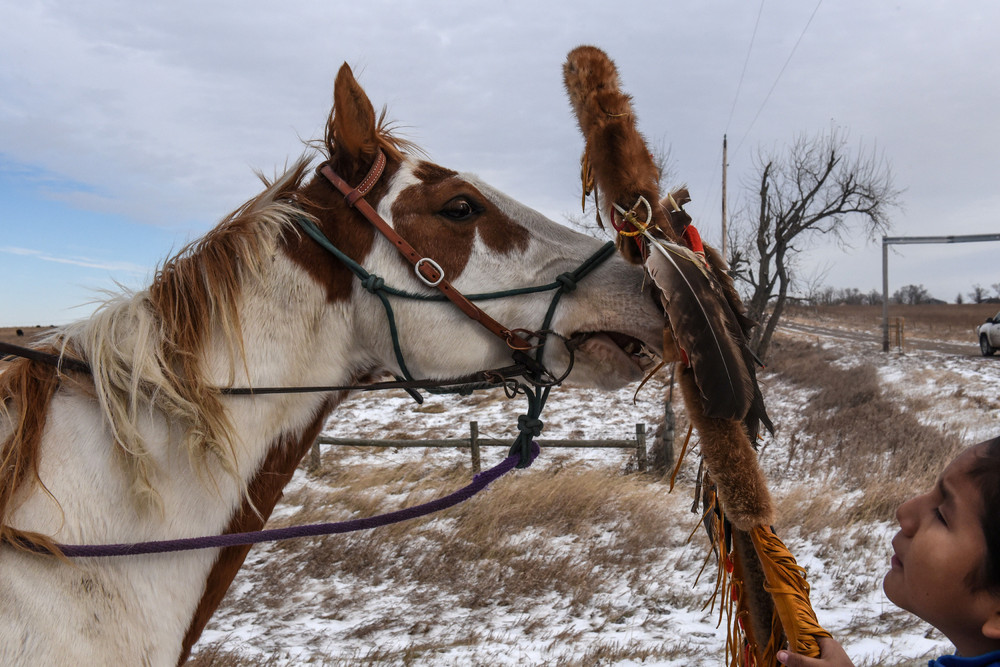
[310,421,647,473]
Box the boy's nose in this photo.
[895,495,921,535]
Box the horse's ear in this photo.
[328,63,379,171]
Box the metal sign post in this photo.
[881,233,1000,351]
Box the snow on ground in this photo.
[195,330,1000,665]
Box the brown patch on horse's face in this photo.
[283,158,399,302]
[177,395,340,665]
[389,161,530,278]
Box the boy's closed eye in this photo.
[934,478,955,526]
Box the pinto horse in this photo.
[0,64,665,665]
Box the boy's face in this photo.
[883,442,999,654]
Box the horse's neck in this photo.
[12,244,365,664]
[170,228,376,661]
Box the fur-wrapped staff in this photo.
[563,45,830,665]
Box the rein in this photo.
[0,342,527,397]
[18,443,539,558]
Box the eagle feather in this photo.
[644,237,754,421]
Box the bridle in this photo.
[0,150,616,448]
[308,150,617,468]
[308,150,617,398]
[319,151,534,355]
[0,149,615,399]
[0,151,619,557]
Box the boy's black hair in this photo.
[967,436,1000,596]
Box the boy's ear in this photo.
[981,607,1000,640]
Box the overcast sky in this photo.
[2,1,998,326]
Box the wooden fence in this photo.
[311,421,648,473]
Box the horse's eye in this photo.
[439,197,480,222]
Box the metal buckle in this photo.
[611,195,653,237]
[414,257,444,287]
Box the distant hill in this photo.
[0,326,56,346]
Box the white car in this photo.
[978,309,1000,356]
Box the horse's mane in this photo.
[68,162,313,502]
[0,161,312,553]
[0,111,412,553]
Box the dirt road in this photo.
[780,321,987,359]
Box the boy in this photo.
[779,437,1000,667]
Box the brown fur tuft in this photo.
[564,46,669,264]
[678,370,774,530]
[564,44,772,436]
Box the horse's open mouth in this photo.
[566,331,660,374]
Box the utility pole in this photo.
[721,134,728,260]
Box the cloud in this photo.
[0,246,148,274]
[1,0,999,324]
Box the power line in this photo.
[702,0,766,236]
[725,0,767,135]
[733,0,824,155]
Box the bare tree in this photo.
[893,284,932,305]
[969,284,988,304]
[728,128,902,360]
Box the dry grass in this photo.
[251,456,690,614]
[192,451,705,665]
[188,306,992,664]
[764,335,963,525]
[188,646,286,667]
[784,303,997,342]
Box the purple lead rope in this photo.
[50,442,539,558]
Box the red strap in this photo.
[681,223,708,266]
[681,223,704,254]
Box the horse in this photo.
[0,63,665,665]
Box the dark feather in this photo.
[698,242,773,439]
[644,238,754,421]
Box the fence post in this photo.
[470,421,481,474]
[310,439,321,471]
[636,423,647,472]
[657,398,676,474]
